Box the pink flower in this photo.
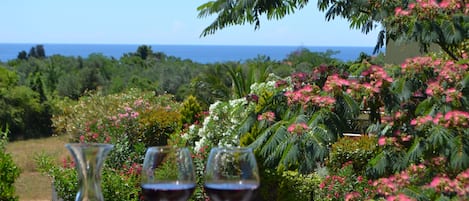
[428,176,442,188]
[386,193,415,201]
[378,137,386,146]
[134,99,144,107]
[287,123,309,135]
[439,0,451,8]
[104,135,111,143]
[345,192,360,201]
[118,112,129,118]
[258,111,275,122]
[401,135,412,142]
[130,111,139,119]
[394,7,403,16]
[275,79,287,88]
[124,106,132,112]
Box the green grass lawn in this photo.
[5,135,69,201]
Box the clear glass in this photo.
[141,146,196,201]
[65,143,114,201]
[204,147,260,201]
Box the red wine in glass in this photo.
[204,182,259,201]
[141,183,196,201]
[204,147,260,201]
[141,147,196,201]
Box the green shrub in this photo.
[327,135,378,175]
[314,163,375,201]
[0,128,21,201]
[137,106,182,146]
[48,89,185,200]
[180,95,203,125]
[258,169,320,201]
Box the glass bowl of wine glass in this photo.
[204,147,260,201]
[141,146,196,201]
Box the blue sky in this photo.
[1,0,381,46]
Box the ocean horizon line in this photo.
[0,43,380,63]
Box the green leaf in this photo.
[368,151,388,176]
[392,78,412,101]
[259,124,288,158]
[441,20,463,44]
[427,126,452,149]
[406,136,424,163]
[450,135,469,170]
[281,143,299,167]
[415,99,435,116]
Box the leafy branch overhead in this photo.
[197,0,310,37]
[197,0,392,52]
[197,0,468,59]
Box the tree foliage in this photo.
[198,0,468,58]
[197,0,310,36]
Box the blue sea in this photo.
[0,43,377,63]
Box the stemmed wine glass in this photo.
[141,146,196,201]
[204,147,260,201]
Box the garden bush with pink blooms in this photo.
[181,53,468,200]
[38,88,183,201]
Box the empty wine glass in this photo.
[204,147,260,201]
[141,146,196,201]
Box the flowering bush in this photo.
[327,136,379,175]
[373,157,469,200]
[47,89,183,200]
[182,95,256,200]
[386,0,468,60]
[368,56,469,178]
[315,162,375,201]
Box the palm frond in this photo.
[401,186,432,201]
[367,152,388,177]
[449,135,469,170]
[266,135,290,168]
[280,142,299,168]
[238,113,257,137]
[259,124,288,159]
[341,92,360,119]
[392,78,412,101]
[415,99,437,116]
[308,125,332,160]
[406,136,425,163]
[427,126,452,149]
[310,124,333,146]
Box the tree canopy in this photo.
[198,0,468,58]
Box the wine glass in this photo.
[141,146,196,201]
[204,147,260,201]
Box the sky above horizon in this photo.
[2,0,382,47]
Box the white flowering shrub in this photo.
[193,98,255,151]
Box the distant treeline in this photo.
[0,44,374,140]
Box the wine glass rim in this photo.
[65,143,114,148]
[211,147,253,152]
[146,146,189,151]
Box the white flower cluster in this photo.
[193,98,255,152]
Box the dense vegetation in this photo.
[0,127,21,201]
[3,0,467,200]
[0,45,346,140]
